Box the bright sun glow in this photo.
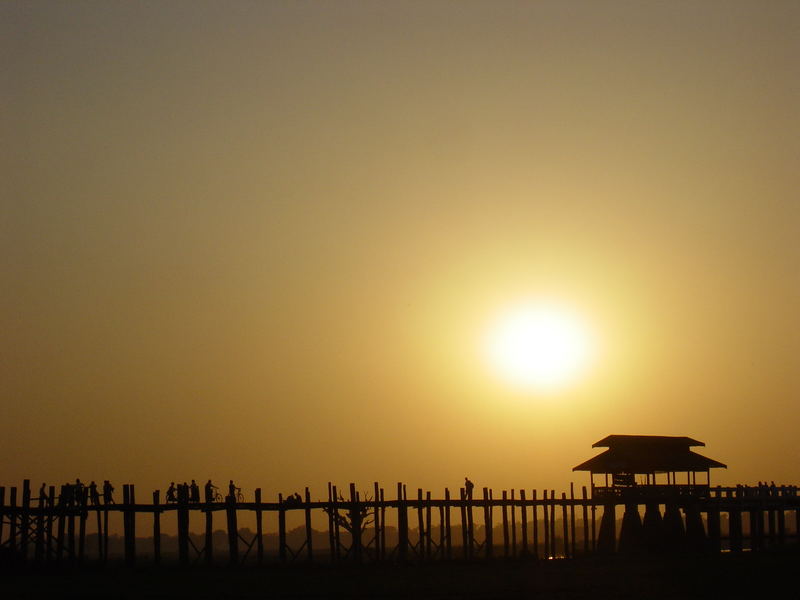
[485,304,594,391]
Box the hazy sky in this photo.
[2,1,798,499]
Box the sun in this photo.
[484,303,594,391]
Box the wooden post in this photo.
[56,487,66,563]
[459,488,468,559]
[95,494,103,562]
[532,489,539,559]
[777,507,786,546]
[327,483,336,562]
[425,491,432,559]
[277,493,287,563]
[569,483,576,558]
[0,487,5,546]
[102,494,109,564]
[227,493,240,565]
[466,486,475,558]
[706,505,721,553]
[78,500,87,563]
[9,486,17,552]
[416,488,425,560]
[520,489,528,555]
[501,490,509,558]
[204,492,213,566]
[332,484,341,560]
[444,488,452,560]
[35,487,45,562]
[350,484,362,563]
[21,480,31,560]
[510,489,517,557]
[373,482,381,561]
[177,485,189,566]
[438,493,445,560]
[549,490,556,558]
[542,489,549,559]
[255,488,264,564]
[561,492,569,559]
[153,491,162,565]
[397,482,408,562]
[47,486,56,563]
[483,487,492,558]
[380,487,386,560]
[305,487,313,561]
[582,486,589,555]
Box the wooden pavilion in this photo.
[573,434,727,500]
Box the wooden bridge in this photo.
[1,480,799,567]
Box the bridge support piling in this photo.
[684,503,706,552]
[662,503,685,553]
[618,503,643,554]
[642,502,664,553]
[596,502,616,554]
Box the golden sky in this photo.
[2,1,798,499]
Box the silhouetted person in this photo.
[75,479,86,506]
[39,483,47,502]
[166,482,177,503]
[181,482,189,503]
[204,480,217,503]
[464,477,474,500]
[88,481,100,505]
[294,492,302,502]
[228,480,240,501]
[190,479,200,503]
[103,480,115,504]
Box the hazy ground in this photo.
[2,551,795,599]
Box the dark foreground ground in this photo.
[2,550,797,600]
